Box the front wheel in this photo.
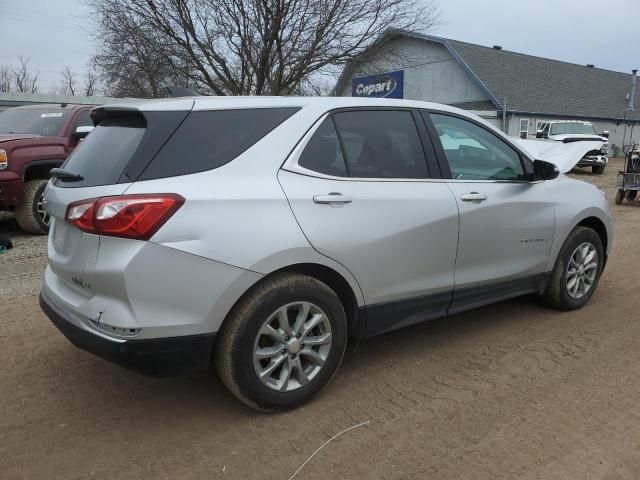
[542,227,604,311]
[592,165,605,175]
[215,273,348,411]
[615,189,625,205]
[15,179,50,235]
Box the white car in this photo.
[534,120,609,174]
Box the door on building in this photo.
[519,118,530,139]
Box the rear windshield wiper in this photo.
[50,168,84,181]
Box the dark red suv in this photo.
[0,103,94,234]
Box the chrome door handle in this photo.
[460,192,488,202]
[313,193,353,204]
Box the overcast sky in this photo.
[0,0,638,93]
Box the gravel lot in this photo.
[1,158,640,479]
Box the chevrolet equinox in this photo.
[40,97,613,411]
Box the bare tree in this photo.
[59,66,78,96]
[0,65,11,92]
[88,0,439,96]
[12,57,40,93]
[83,70,99,96]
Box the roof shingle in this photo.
[446,39,639,121]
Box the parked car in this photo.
[40,97,613,411]
[0,103,94,234]
[536,120,609,174]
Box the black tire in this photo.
[542,226,604,311]
[625,190,637,202]
[215,273,348,411]
[615,189,625,205]
[592,165,605,175]
[15,179,50,235]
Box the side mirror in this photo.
[533,159,560,181]
[536,130,545,139]
[601,130,610,138]
[72,125,94,139]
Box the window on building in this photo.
[519,119,530,139]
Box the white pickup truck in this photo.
[533,120,609,174]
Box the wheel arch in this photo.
[576,216,608,258]
[21,160,60,181]
[219,262,364,340]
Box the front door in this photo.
[278,109,460,335]
[427,112,556,313]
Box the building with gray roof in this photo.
[335,30,639,155]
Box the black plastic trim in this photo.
[40,293,215,375]
[411,109,442,179]
[359,273,550,339]
[363,290,452,338]
[449,273,549,315]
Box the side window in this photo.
[298,118,348,177]
[332,110,428,179]
[71,110,92,131]
[430,113,525,181]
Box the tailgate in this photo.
[45,181,132,299]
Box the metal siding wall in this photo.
[338,37,489,104]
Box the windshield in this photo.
[550,123,597,136]
[0,108,70,136]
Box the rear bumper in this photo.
[40,290,216,375]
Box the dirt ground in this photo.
[1,158,639,480]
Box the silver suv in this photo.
[40,97,613,411]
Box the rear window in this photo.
[56,107,299,187]
[58,116,145,187]
[139,108,299,180]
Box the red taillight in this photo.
[65,194,184,240]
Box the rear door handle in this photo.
[313,193,353,204]
[460,192,488,202]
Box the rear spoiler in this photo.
[162,85,199,97]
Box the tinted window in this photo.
[431,114,525,181]
[298,118,347,177]
[71,110,93,131]
[140,108,299,180]
[0,107,69,136]
[57,116,145,187]
[332,110,428,179]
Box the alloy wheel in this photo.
[37,191,50,227]
[253,302,332,392]
[566,242,598,299]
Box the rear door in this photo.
[278,109,459,336]
[425,111,555,313]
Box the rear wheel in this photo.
[542,227,604,311]
[215,273,348,411]
[625,190,637,202]
[615,189,625,205]
[592,165,605,175]
[15,179,50,235]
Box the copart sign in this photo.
[351,70,404,99]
